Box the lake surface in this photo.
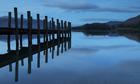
[1,32,140,84]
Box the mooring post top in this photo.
[57,19,59,22]
[14,7,18,16]
[45,16,48,19]
[51,18,54,21]
[27,11,31,16]
[37,14,40,20]
[8,12,11,15]
[21,14,23,17]
[61,20,63,23]
[14,7,17,10]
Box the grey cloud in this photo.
[45,3,98,10]
[44,2,140,13]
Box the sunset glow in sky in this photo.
[0,0,140,26]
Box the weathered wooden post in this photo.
[7,12,13,72]
[56,19,60,56]
[20,14,24,66]
[43,19,46,55]
[14,7,19,82]
[67,22,69,50]
[70,22,72,48]
[7,12,11,52]
[20,15,23,50]
[64,21,67,51]
[45,16,48,63]
[37,14,40,68]
[66,21,69,50]
[30,16,33,61]
[49,20,52,52]
[61,20,64,53]
[68,22,71,49]
[51,18,55,59]
[27,11,32,74]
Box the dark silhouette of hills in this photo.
[72,23,112,35]
[107,21,122,27]
[0,16,45,41]
[0,16,44,28]
[119,15,140,28]
[72,14,140,35]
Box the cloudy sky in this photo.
[0,0,140,26]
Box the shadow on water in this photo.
[0,33,71,82]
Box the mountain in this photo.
[120,15,140,28]
[106,21,122,27]
[72,23,112,35]
[72,14,140,35]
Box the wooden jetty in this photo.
[0,7,71,81]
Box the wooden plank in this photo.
[0,28,69,35]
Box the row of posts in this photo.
[6,7,71,82]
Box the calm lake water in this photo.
[0,32,140,84]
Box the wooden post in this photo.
[51,18,55,59]
[49,20,52,52]
[45,16,48,63]
[61,20,64,53]
[20,15,23,49]
[56,19,60,56]
[37,14,40,68]
[43,19,46,55]
[67,22,69,49]
[14,7,19,82]
[27,11,32,74]
[30,16,33,61]
[7,12,13,72]
[64,21,67,51]
[20,14,24,66]
[66,21,69,50]
[7,12,11,52]
[68,22,71,49]
[69,22,72,48]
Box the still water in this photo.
[0,32,140,84]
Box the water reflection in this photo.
[1,32,140,84]
[0,34,71,82]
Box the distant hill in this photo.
[107,21,122,27]
[120,15,140,28]
[72,14,140,35]
[72,23,112,35]
[0,16,44,28]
